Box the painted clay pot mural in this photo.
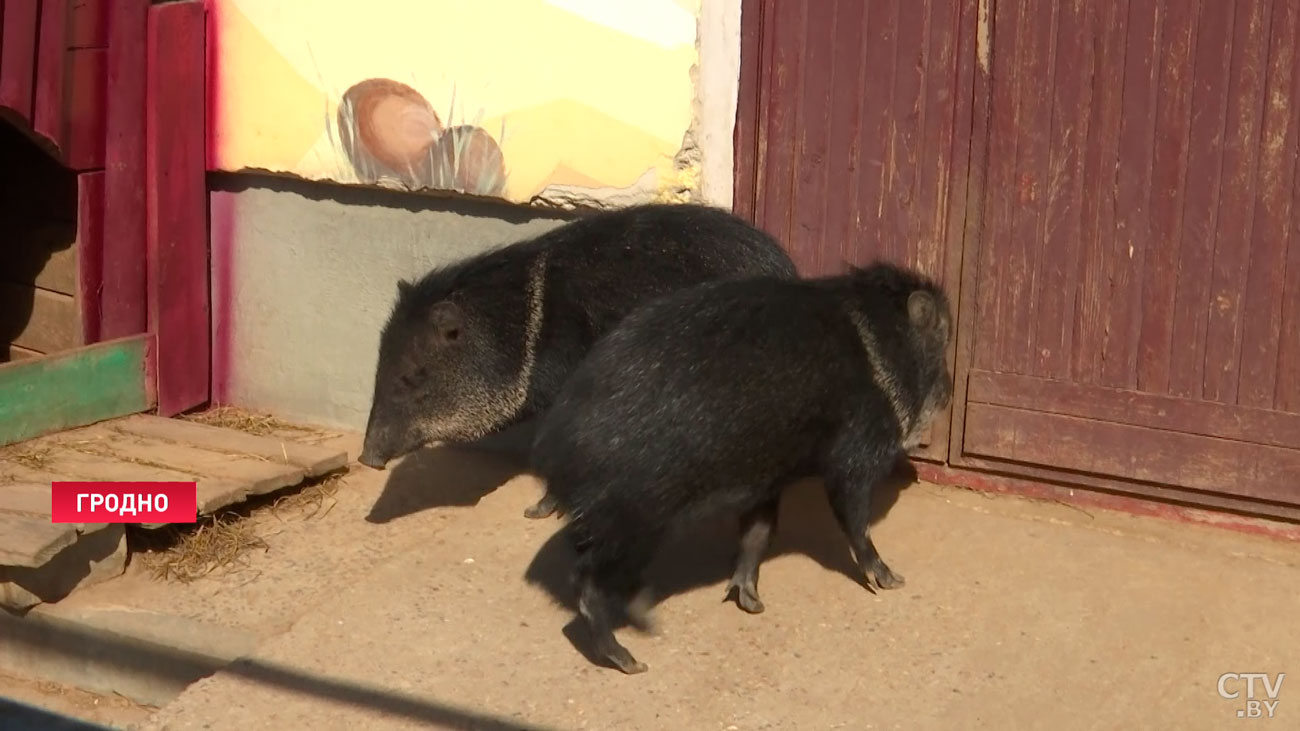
[430,125,507,197]
[337,78,507,196]
[338,79,443,188]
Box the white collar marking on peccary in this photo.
[845,307,916,443]
[506,249,550,419]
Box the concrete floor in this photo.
[14,430,1299,731]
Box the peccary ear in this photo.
[426,300,463,342]
[396,279,415,300]
[907,290,938,330]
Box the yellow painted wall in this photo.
[207,0,702,205]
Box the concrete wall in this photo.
[210,177,570,430]
[207,0,744,429]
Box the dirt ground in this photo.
[9,426,1299,730]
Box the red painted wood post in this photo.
[145,0,209,416]
[100,0,149,340]
[32,0,68,150]
[77,171,106,344]
[0,0,39,120]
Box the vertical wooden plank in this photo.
[731,0,763,224]
[1167,0,1235,399]
[146,0,209,416]
[850,0,900,269]
[887,0,928,271]
[1101,0,1162,389]
[821,0,867,275]
[1203,0,1272,403]
[1278,51,1300,413]
[1071,0,1130,385]
[1032,0,1094,379]
[100,0,148,339]
[0,0,37,120]
[755,0,803,260]
[32,0,67,149]
[60,46,105,170]
[67,0,108,48]
[1238,0,1299,410]
[789,0,834,275]
[77,170,104,344]
[1138,0,1200,393]
[913,0,960,283]
[999,0,1056,376]
[972,0,1023,372]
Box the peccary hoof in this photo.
[725,581,766,614]
[872,567,906,590]
[523,493,560,519]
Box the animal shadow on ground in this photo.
[365,421,537,524]
[523,458,919,668]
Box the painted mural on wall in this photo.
[206,0,702,205]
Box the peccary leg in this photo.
[823,455,905,591]
[523,490,561,519]
[725,498,779,614]
[572,534,655,674]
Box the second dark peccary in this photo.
[530,261,954,674]
[356,203,799,511]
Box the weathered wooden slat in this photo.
[788,0,833,275]
[0,0,38,121]
[968,369,1300,450]
[100,0,148,338]
[1137,0,1200,394]
[61,46,106,171]
[1070,0,1127,386]
[146,0,209,416]
[0,335,154,448]
[963,402,1300,505]
[755,0,803,252]
[114,415,347,477]
[1203,0,1272,404]
[1101,0,1161,390]
[76,171,105,344]
[852,0,898,270]
[0,282,81,354]
[1237,0,1300,410]
[68,0,109,48]
[819,0,866,276]
[12,447,251,518]
[0,513,77,568]
[32,0,67,150]
[1168,0,1235,400]
[1032,0,1092,380]
[87,431,306,499]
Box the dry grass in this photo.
[181,406,314,437]
[133,471,345,583]
[138,514,270,583]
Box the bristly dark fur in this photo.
[358,203,798,470]
[530,261,954,674]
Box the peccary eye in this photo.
[443,328,460,342]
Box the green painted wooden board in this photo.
[0,335,155,447]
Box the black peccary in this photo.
[356,203,798,491]
[530,261,953,674]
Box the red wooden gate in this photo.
[736,0,1300,521]
[951,0,1300,520]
